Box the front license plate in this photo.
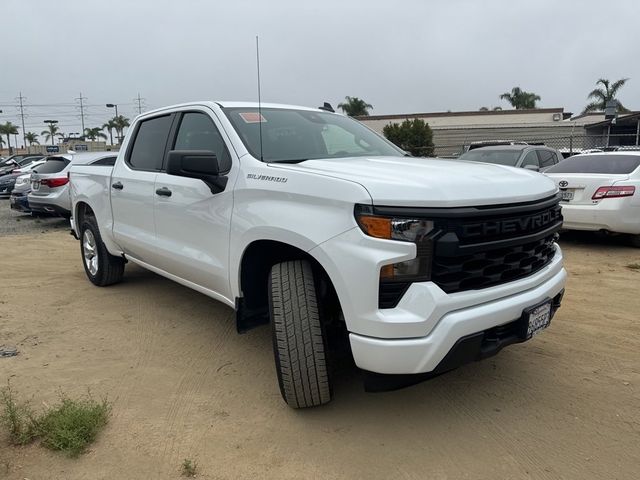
[524,300,552,338]
[560,190,574,201]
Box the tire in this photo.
[269,260,332,408]
[79,216,125,286]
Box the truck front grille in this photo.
[430,196,562,294]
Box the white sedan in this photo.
[544,152,640,247]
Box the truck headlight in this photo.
[354,205,434,282]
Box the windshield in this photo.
[545,154,640,174]
[458,149,522,166]
[223,107,404,162]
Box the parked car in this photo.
[0,155,44,176]
[457,145,562,171]
[28,152,117,218]
[0,159,47,198]
[544,152,640,246]
[69,101,566,408]
[9,173,35,213]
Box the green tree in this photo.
[102,119,117,145]
[41,123,61,146]
[583,78,629,113]
[337,96,373,117]
[112,115,130,143]
[24,132,39,145]
[0,122,19,154]
[499,87,541,109]
[383,118,434,157]
[84,127,107,142]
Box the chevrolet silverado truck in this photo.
[69,101,566,408]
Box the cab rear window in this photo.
[546,154,640,174]
[32,158,70,174]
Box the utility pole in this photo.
[16,92,27,150]
[76,92,87,134]
[135,92,145,115]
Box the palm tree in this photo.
[24,132,39,145]
[102,119,117,145]
[84,127,108,142]
[112,115,130,143]
[337,96,373,117]
[583,78,629,113]
[41,123,61,146]
[499,87,541,109]
[0,122,19,154]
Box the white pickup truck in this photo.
[70,101,566,408]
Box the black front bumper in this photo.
[364,289,565,392]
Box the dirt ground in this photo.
[0,229,638,479]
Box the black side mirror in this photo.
[166,150,228,194]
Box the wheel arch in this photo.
[235,239,342,333]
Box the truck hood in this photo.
[271,156,558,207]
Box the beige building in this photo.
[359,108,610,156]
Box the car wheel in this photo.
[80,216,124,286]
[269,260,332,408]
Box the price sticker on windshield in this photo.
[239,112,267,124]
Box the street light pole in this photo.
[44,119,59,147]
[106,103,119,118]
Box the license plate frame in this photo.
[523,299,552,339]
[560,190,574,201]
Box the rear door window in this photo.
[545,154,640,174]
[32,158,70,173]
[537,150,557,167]
[127,115,173,171]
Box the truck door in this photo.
[111,114,174,262]
[152,109,236,302]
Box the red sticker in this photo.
[239,112,267,123]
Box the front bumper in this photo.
[349,265,566,374]
[9,194,30,212]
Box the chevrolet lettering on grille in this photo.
[460,207,562,238]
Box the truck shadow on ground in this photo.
[558,230,635,249]
[115,264,541,419]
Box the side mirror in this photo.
[166,150,228,194]
[524,164,540,172]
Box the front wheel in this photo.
[269,260,332,408]
[80,217,125,286]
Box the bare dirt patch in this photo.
[0,230,639,479]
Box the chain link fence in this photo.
[430,133,640,158]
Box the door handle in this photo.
[112,181,123,190]
[155,187,172,197]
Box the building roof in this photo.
[357,107,568,121]
[584,112,640,128]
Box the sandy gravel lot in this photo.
[0,228,639,479]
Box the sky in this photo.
[2,0,639,142]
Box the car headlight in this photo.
[354,204,434,282]
[15,176,29,185]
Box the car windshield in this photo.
[545,154,640,174]
[223,107,404,162]
[458,149,522,166]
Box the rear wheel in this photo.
[269,260,332,408]
[80,216,125,286]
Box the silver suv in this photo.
[457,145,563,172]
[28,152,117,217]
